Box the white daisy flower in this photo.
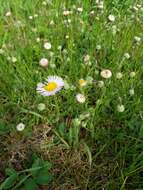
[76,94,86,103]
[100,69,112,79]
[39,58,48,67]
[108,14,115,22]
[36,76,64,96]
[117,105,125,112]
[16,123,25,131]
[44,42,51,50]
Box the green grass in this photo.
[0,0,143,189]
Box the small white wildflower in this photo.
[16,123,25,131]
[49,20,55,25]
[90,10,95,15]
[11,57,17,63]
[63,10,71,16]
[78,79,87,87]
[136,4,142,8]
[34,14,38,18]
[117,105,125,112]
[77,7,83,12]
[98,81,104,88]
[36,37,40,42]
[124,53,130,59]
[84,54,90,62]
[133,6,139,11]
[57,45,62,50]
[76,94,86,103]
[130,72,136,78]
[129,88,134,96]
[29,15,33,20]
[134,36,141,43]
[37,103,46,111]
[0,49,4,54]
[42,1,47,5]
[116,72,123,79]
[67,19,71,24]
[73,118,81,126]
[96,45,101,50]
[44,42,52,50]
[50,63,56,68]
[39,58,48,67]
[65,35,69,39]
[108,14,115,22]
[5,11,11,17]
[100,69,112,79]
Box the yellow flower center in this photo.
[79,79,86,86]
[44,82,58,92]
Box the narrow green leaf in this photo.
[0,173,17,190]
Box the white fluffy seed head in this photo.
[116,72,123,79]
[117,105,125,112]
[76,94,86,103]
[124,53,130,59]
[98,81,104,87]
[16,123,25,131]
[108,14,115,22]
[130,72,136,78]
[129,88,134,95]
[39,58,48,67]
[37,103,46,111]
[44,42,51,50]
[100,69,112,79]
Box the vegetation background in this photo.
[0,0,143,189]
